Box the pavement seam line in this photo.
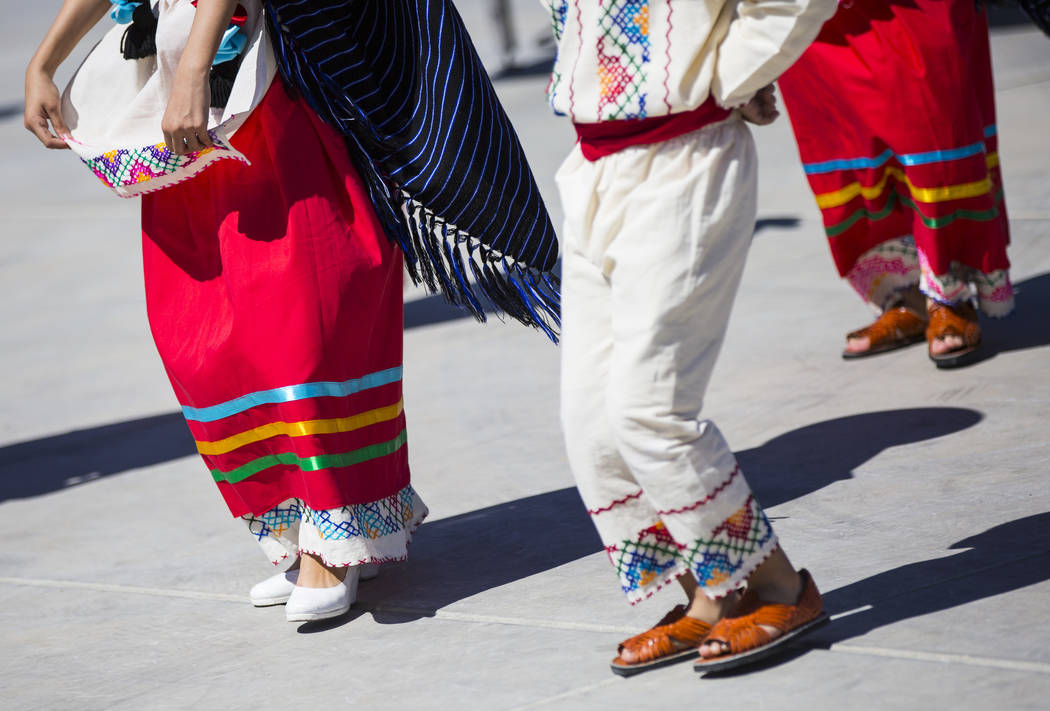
[504,678,623,711]
[6,574,1050,677]
[359,603,638,634]
[0,576,247,603]
[821,643,1050,674]
[0,576,636,633]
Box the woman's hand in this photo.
[161,67,213,155]
[23,0,112,150]
[24,67,71,149]
[739,84,780,126]
[162,0,240,155]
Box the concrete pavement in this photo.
[1,3,1049,709]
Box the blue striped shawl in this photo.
[1017,0,1050,36]
[262,0,560,339]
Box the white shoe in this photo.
[285,566,360,622]
[250,570,298,607]
[249,563,378,607]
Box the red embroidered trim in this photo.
[588,489,644,515]
[621,532,779,606]
[655,465,740,516]
[269,552,292,566]
[568,0,583,120]
[663,0,673,113]
[297,547,411,569]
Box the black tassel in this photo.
[444,231,484,319]
[408,204,437,293]
[121,2,157,60]
[422,215,457,302]
[209,56,242,109]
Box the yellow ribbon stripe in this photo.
[815,153,1000,210]
[195,399,405,456]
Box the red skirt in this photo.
[778,0,1010,277]
[141,80,409,518]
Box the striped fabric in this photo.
[806,128,1005,241]
[778,0,1011,280]
[262,0,561,339]
[183,367,410,515]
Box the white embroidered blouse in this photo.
[61,0,274,197]
[542,0,837,122]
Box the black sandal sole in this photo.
[610,648,699,677]
[929,341,982,369]
[692,613,830,676]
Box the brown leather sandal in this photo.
[693,569,828,675]
[610,604,713,677]
[842,306,927,359]
[927,301,982,369]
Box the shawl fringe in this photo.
[397,191,561,341]
[263,0,561,341]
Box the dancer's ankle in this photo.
[296,552,348,588]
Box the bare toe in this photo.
[930,333,964,355]
[844,335,871,353]
[616,646,638,664]
[699,640,728,659]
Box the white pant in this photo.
[556,117,778,604]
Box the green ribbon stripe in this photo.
[210,429,407,484]
[825,189,1004,238]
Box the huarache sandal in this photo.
[842,306,927,359]
[610,604,712,677]
[693,569,828,675]
[927,301,982,369]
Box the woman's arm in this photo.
[25,0,111,149]
[162,0,239,155]
[712,0,838,109]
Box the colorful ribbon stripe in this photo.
[184,367,406,484]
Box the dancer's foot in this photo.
[927,299,981,367]
[296,552,348,588]
[698,547,801,659]
[285,563,358,622]
[694,548,828,674]
[611,574,736,669]
[843,287,926,357]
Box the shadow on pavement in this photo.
[981,271,1050,357]
[295,607,368,634]
[753,216,801,235]
[701,512,1050,675]
[363,486,602,621]
[404,292,474,329]
[0,102,23,121]
[491,56,556,81]
[736,407,983,509]
[0,413,196,502]
[987,5,1036,28]
[364,406,982,618]
[815,511,1050,644]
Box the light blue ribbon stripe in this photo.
[984,124,997,138]
[182,366,403,422]
[803,141,987,175]
[803,149,893,175]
